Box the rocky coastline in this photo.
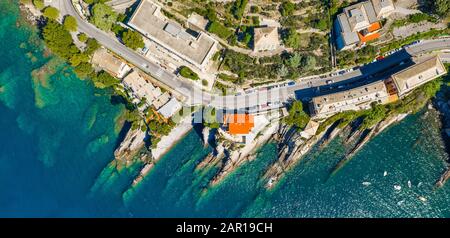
[434,88,450,188]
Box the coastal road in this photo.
[57,0,450,111]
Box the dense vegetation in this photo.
[285,101,310,130]
[90,3,117,31]
[279,1,295,17]
[391,13,438,28]
[43,6,59,20]
[231,0,248,20]
[221,44,327,85]
[120,29,144,50]
[337,45,378,67]
[63,15,77,32]
[425,0,450,18]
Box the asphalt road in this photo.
[58,0,450,111]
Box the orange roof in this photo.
[223,114,254,135]
[368,22,381,33]
[358,32,380,43]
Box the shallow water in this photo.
[0,2,449,217]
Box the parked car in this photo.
[326,80,334,84]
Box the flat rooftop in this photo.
[128,0,216,67]
[312,80,387,106]
[391,56,447,93]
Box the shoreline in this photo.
[151,115,194,161]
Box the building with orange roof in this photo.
[223,114,255,135]
[335,0,394,51]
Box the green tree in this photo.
[84,38,100,55]
[277,64,289,78]
[74,62,94,78]
[121,29,145,50]
[69,53,89,66]
[77,33,88,42]
[283,28,301,49]
[112,24,125,36]
[242,32,252,47]
[43,7,60,20]
[232,0,248,20]
[280,1,295,17]
[285,101,310,130]
[250,5,260,14]
[93,71,120,89]
[32,0,44,10]
[314,19,328,31]
[428,0,450,17]
[90,3,117,31]
[117,13,127,22]
[301,55,316,71]
[287,52,302,68]
[63,15,78,32]
[42,20,79,59]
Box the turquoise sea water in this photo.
[1,2,449,217]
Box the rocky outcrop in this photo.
[434,90,450,188]
[331,113,409,176]
[209,122,280,186]
[262,123,336,190]
[114,128,148,163]
[202,127,210,147]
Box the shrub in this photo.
[43,7,60,20]
[77,33,88,42]
[232,0,248,20]
[280,1,295,17]
[63,15,77,32]
[121,29,144,50]
[32,0,44,10]
[179,66,199,80]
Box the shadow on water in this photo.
[114,121,131,150]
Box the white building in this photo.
[310,81,390,119]
[389,55,447,97]
[157,97,182,119]
[91,48,131,79]
[253,26,280,52]
[128,0,218,71]
[334,0,395,50]
[122,71,161,104]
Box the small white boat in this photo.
[362,182,371,186]
[397,200,405,206]
[383,171,388,177]
[407,180,412,188]
[419,196,427,202]
[394,185,402,191]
